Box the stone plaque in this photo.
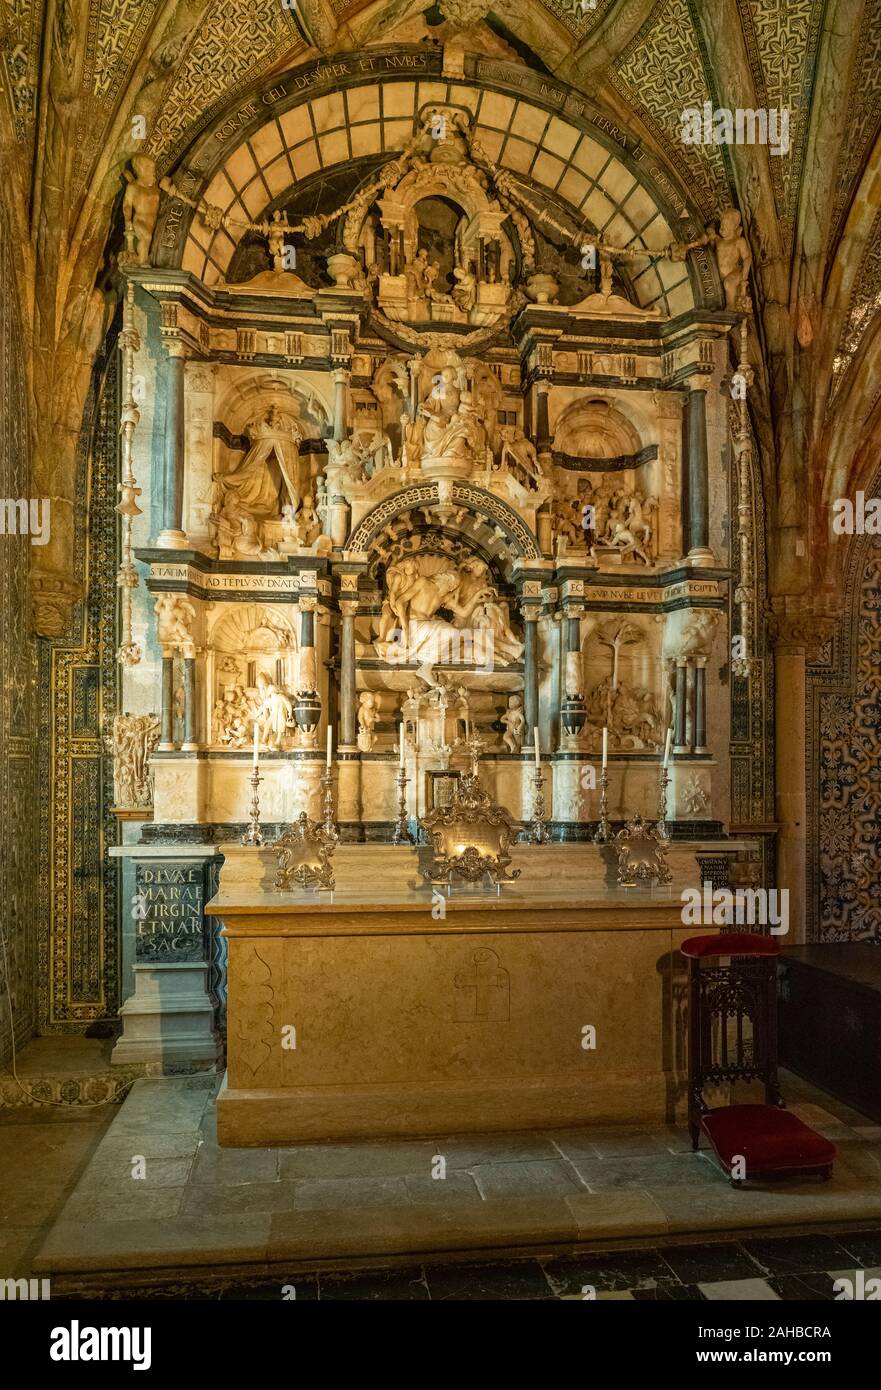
[134,861,208,962]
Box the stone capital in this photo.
[767,599,839,656]
[339,599,359,619]
[30,570,82,638]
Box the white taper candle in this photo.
[602,727,608,769]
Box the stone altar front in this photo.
[207,843,718,1146]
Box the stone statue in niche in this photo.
[154,594,196,656]
[419,391,489,474]
[210,407,300,555]
[121,155,160,265]
[111,713,160,807]
[254,672,294,751]
[356,691,378,751]
[501,694,525,752]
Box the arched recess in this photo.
[348,481,540,565]
[152,46,720,314]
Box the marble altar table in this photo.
[207,843,717,1146]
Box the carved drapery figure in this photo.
[255,672,294,751]
[211,407,301,538]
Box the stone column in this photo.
[673,658,688,752]
[693,658,708,754]
[182,655,198,751]
[157,342,188,549]
[534,379,551,453]
[300,600,315,651]
[339,600,358,749]
[685,386,714,565]
[522,606,540,736]
[159,654,175,750]
[332,368,349,442]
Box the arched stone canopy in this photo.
[348,481,541,563]
[154,49,718,315]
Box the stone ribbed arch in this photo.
[155,48,707,315]
[348,482,540,562]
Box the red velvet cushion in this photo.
[701,1104,836,1175]
[681,933,779,960]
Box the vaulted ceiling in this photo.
[1,0,879,632]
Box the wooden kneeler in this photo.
[681,933,836,1186]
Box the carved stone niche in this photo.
[207,604,298,751]
[343,110,515,331]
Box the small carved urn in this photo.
[526,272,559,305]
[293,691,322,736]
[561,652,587,737]
[325,252,361,289]
[561,694,587,738]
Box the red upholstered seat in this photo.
[681,933,779,960]
[701,1104,836,1177]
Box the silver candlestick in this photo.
[393,766,414,844]
[241,766,264,846]
[593,764,612,843]
[529,765,548,845]
[320,765,339,842]
[657,764,671,841]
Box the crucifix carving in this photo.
[454,948,510,1021]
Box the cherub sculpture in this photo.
[122,155,160,265]
[670,207,752,312]
[501,694,526,753]
[356,691,378,751]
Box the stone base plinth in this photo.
[112,963,221,1070]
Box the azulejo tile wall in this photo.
[0,196,39,1064]
[809,534,881,942]
[36,346,120,1034]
